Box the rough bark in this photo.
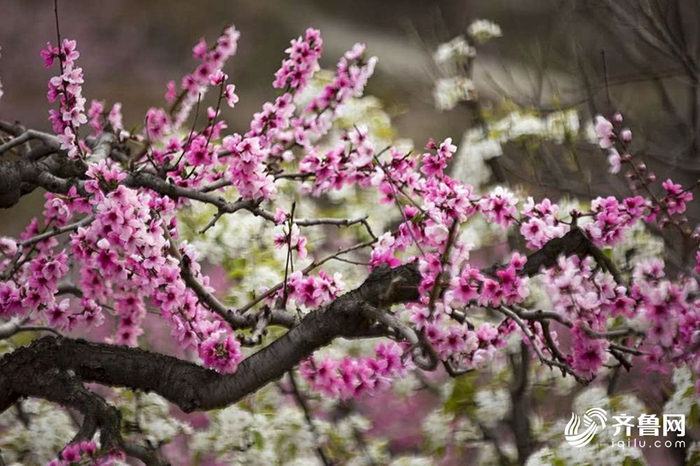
[0,263,422,416]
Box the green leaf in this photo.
[689,403,699,428]
[253,430,265,449]
[444,372,478,415]
[687,449,700,466]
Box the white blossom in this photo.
[475,389,511,428]
[434,36,475,63]
[421,408,453,448]
[453,130,502,188]
[573,386,610,413]
[467,20,503,43]
[544,109,580,142]
[664,367,697,417]
[0,400,76,464]
[434,76,476,111]
[389,457,435,466]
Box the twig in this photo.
[359,304,418,344]
[498,305,586,384]
[199,209,225,234]
[19,215,94,248]
[164,223,296,330]
[0,130,60,156]
[249,207,376,239]
[280,202,297,310]
[426,220,458,316]
[236,238,377,315]
[53,0,63,75]
[287,372,333,466]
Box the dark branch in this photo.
[0,263,421,417]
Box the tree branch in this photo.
[0,263,421,417]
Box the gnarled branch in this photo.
[0,262,421,416]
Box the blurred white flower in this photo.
[467,20,503,43]
[475,389,511,428]
[389,457,435,466]
[573,386,610,413]
[421,408,453,448]
[434,76,476,111]
[664,367,696,417]
[434,36,476,63]
[545,109,580,142]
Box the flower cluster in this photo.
[273,28,323,91]
[271,269,344,309]
[467,19,503,43]
[301,341,406,398]
[41,39,86,158]
[584,195,649,247]
[199,331,244,374]
[594,114,695,236]
[662,179,693,215]
[47,441,103,466]
[299,126,377,196]
[0,247,70,325]
[86,100,125,138]
[273,222,308,259]
[301,43,377,141]
[168,26,241,129]
[221,134,277,200]
[519,197,568,249]
[477,186,518,227]
[434,76,476,111]
[434,37,475,64]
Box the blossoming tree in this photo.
[0,14,698,466]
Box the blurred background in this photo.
[0,0,570,142]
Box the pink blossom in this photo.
[40,41,58,67]
[192,38,208,60]
[199,333,243,374]
[209,69,227,86]
[424,222,450,245]
[449,266,482,305]
[594,115,614,149]
[662,179,693,215]
[224,84,239,108]
[620,128,632,143]
[408,304,430,330]
[60,443,82,462]
[273,208,287,224]
[46,298,71,328]
[479,186,518,227]
[165,80,177,103]
[60,39,80,66]
[57,126,78,159]
[607,148,622,173]
[273,223,308,260]
[79,440,97,456]
[571,324,608,379]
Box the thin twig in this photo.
[236,238,377,315]
[19,215,94,248]
[0,130,60,155]
[287,372,333,466]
